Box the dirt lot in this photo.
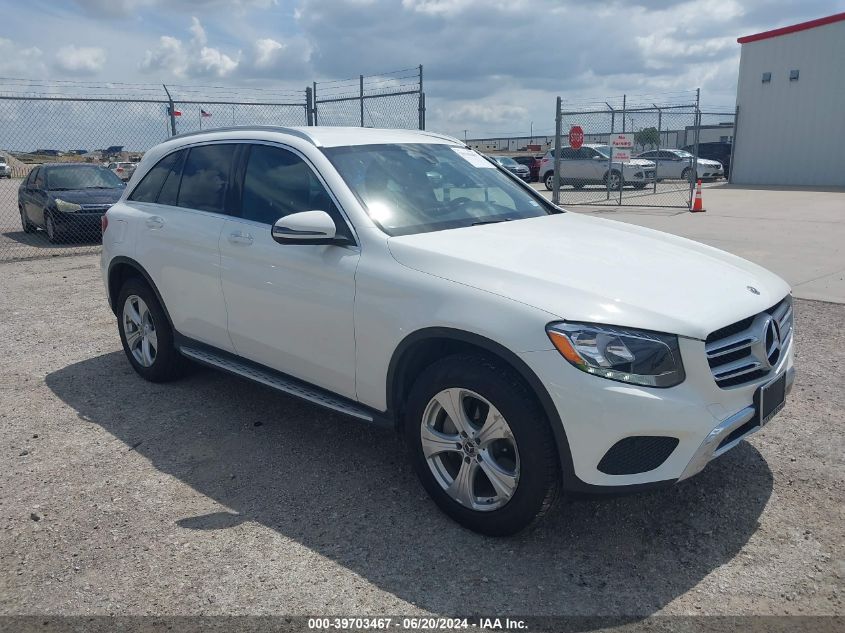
[0,254,842,621]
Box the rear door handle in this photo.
[228,231,254,245]
[146,216,164,229]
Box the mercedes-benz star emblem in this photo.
[747,286,760,295]
[762,316,782,368]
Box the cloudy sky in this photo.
[0,0,842,140]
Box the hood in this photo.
[48,188,124,205]
[698,158,722,167]
[387,213,789,340]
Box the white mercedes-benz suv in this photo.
[101,127,794,535]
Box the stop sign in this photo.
[569,125,584,149]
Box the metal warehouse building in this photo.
[731,12,845,187]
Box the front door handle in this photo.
[228,231,254,245]
[146,216,164,229]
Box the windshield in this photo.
[594,145,610,158]
[323,143,555,236]
[495,156,518,167]
[46,165,124,190]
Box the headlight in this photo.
[55,198,82,213]
[546,322,685,387]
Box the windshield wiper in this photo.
[471,218,511,226]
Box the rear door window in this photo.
[177,144,237,214]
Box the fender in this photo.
[386,327,580,488]
[107,256,174,330]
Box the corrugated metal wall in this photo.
[732,19,845,186]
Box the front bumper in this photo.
[679,366,794,480]
[519,331,795,490]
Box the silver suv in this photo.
[539,144,656,191]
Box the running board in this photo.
[179,345,376,423]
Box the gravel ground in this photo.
[0,254,842,619]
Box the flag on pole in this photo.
[167,106,182,117]
[201,109,212,118]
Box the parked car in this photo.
[0,158,11,178]
[487,155,530,181]
[681,142,733,177]
[635,149,724,181]
[510,155,542,182]
[107,161,137,181]
[18,163,124,243]
[539,144,656,191]
[102,127,794,536]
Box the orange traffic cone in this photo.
[691,179,705,212]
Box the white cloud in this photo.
[254,38,284,67]
[0,38,46,76]
[140,17,240,78]
[54,45,107,74]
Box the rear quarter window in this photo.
[128,151,182,203]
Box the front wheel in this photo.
[45,212,61,243]
[682,167,694,182]
[404,354,560,536]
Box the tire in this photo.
[404,354,560,536]
[604,170,622,191]
[44,212,61,243]
[681,167,693,182]
[117,278,189,383]
[543,172,555,191]
[19,206,36,233]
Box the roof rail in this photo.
[169,125,316,145]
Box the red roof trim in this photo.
[738,12,845,43]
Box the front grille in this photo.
[597,436,679,475]
[705,296,793,389]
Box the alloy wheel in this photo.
[420,388,520,512]
[122,295,158,367]
[607,172,621,190]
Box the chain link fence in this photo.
[549,91,707,208]
[313,66,425,130]
[0,67,424,263]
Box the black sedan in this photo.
[18,163,125,243]
[488,155,531,181]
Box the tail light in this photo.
[101,214,108,233]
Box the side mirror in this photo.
[271,210,348,246]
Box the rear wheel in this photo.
[404,354,560,536]
[605,170,622,191]
[543,172,555,191]
[117,278,188,382]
